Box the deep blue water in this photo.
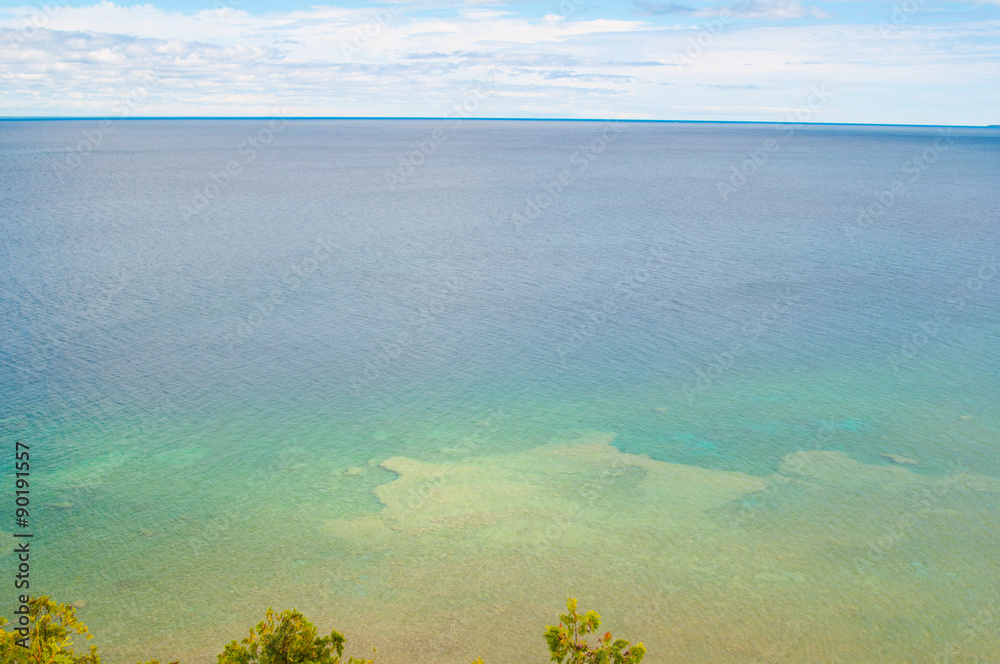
[1,120,999,663]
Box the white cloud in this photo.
[690,0,833,19]
[0,2,997,124]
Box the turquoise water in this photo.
[1,120,999,663]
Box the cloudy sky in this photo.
[0,0,997,124]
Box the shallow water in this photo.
[1,119,998,663]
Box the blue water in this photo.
[1,120,999,663]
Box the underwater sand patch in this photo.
[327,433,767,539]
[317,435,1000,663]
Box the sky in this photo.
[0,0,997,124]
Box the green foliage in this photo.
[542,599,646,664]
[217,608,374,664]
[0,596,100,664]
[3,597,645,664]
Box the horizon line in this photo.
[1,116,997,129]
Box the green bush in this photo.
[0,596,100,664]
[1,597,644,664]
[542,598,645,664]
[217,608,374,664]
